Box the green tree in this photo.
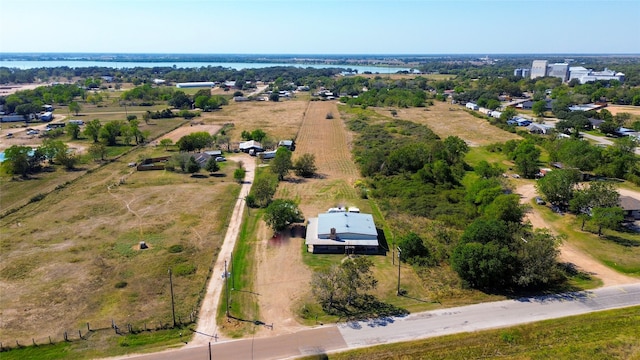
[186,156,200,174]
[515,229,561,289]
[293,153,318,178]
[99,120,124,146]
[570,182,620,230]
[269,91,280,102]
[88,142,108,161]
[159,138,173,150]
[451,241,515,289]
[500,107,517,122]
[263,199,303,232]
[205,157,220,174]
[233,167,246,183]
[532,100,547,117]
[536,169,581,207]
[2,145,33,177]
[67,122,81,140]
[398,233,431,266]
[68,101,81,116]
[483,194,525,224]
[250,171,278,207]
[443,136,469,165]
[55,148,78,170]
[311,256,377,313]
[512,140,540,178]
[474,160,503,178]
[271,147,293,180]
[591,207,624,237]
[39,139,67,164]
[84,119,102,142]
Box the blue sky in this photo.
[1,0,638,54]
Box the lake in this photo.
[0,60,411,74]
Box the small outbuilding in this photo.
[239,140,263,154]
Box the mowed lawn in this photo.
[0,148,240,343]
[376,101,521,147]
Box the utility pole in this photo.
[230,252,234,290]
[396,247,402,296]
[208,341,212,360]
[225,259,230,318]
[168,268,176,327]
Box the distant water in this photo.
[0,60,411,73]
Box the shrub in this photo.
[115,281,128,289]
[168,244,184,253]
[30,193,46,203]
[325,112,334,119]
[174,263,196,276]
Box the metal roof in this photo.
[317,212,377,237]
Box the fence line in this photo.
[0,314,198,353]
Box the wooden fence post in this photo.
[32,338,36,346]
[87,322,90,332]
[78,330,82,340]
[64,331,68,341]
[49,336,52,344]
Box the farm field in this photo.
[0,145,241,345]
[606,104,640,116]
[377,101,521,146]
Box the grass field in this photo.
[305,306,640,360]
[375,101,521,147]
[0,144,241,346]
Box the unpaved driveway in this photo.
[518,183,637,286]
[190,153,256,345]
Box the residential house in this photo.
[305,212,380,254]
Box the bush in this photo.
[174,263,196,276]
[326,112,334,119]
[168,244,184,253]
[115,281,128,289]
[30,193,46,203]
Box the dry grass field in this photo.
[0,148,240,343]
[156,123,222,143]
[606,104,640,116]
[375,101,521,147]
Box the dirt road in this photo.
[518,183,637,286]
[190,153,256,346]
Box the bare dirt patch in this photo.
[517,183,637,286]
[378,101,521,147]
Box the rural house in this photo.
[278,140,295,151]
[239,140,263,154]
[305,212,380,254]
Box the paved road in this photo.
[118,283,640,359]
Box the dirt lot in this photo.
[517,183,638,286]
[379,101,521,147]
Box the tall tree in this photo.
[2,145,33,177]
[84,119,102,142]
[67,122,81,140]
[591,207,624,237]
[512,140,540,179]
[68,101,81,116]
[263,199,303,232]
[536,169,581,207]
[271,147,293,180]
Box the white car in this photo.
[215,157,226,162]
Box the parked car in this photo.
[535,197,546,205]
[215,156,226,162]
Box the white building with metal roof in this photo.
[305,212,379,254]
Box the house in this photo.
[526,123,553,134]
[305,212,380,254]
[465,102,479,110]
[589,118,605,129]
[278,140,295,151]
[239,140,263,154]
[619,196,640,220]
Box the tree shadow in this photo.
[209,173,227,178]
[604,234,640,247]
[190,174,208,179]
